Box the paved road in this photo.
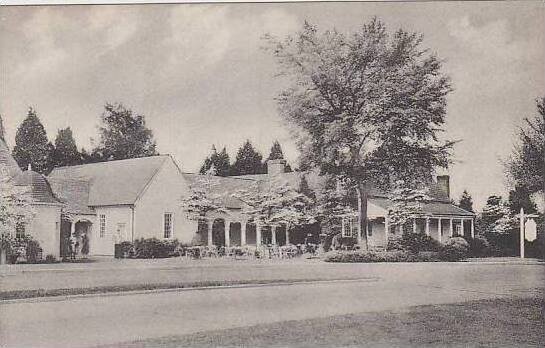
[1,262,543,348]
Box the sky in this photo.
[0,1,544,210]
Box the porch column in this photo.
[413,218,417,233]
[271,225,277,245]
[70,221,76,237]
[438,218,443,243]
[285,227,290,245]
[461,219,465,237]
[470,219,475,238]
[240,221,247,246]
[224,220,231,247]
[356,216,362,244]
[384,216,390,244]
[207,219,213,246]
[449,218,453,237]
[425,217,430,236]
[256,223,262,246]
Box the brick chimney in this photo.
[436,175,450,199]
[267,159,286,175]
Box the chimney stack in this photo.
[267,159,286,175]
[436,175,450,199]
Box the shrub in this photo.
[119,241,135,258]
[323,250,442,263]
[439,237,469,261]
[44,254,57,263]
[133,238,179,258]
[387,232,442,253]
[25,239,42,263]
[465,235,491,257]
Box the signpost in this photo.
[518,207,539,259]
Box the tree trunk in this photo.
[357,183,369,251]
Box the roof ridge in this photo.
[51,154,171,172]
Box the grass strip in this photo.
[0,277,376,301]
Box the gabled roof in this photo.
[0,138,23,179]
[48,177,93,215]
[370,197,474,217]
[13,169,62,205]
[48,155,169,206]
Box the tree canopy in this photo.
[506,97,544,197]
[265,19,454,241]
[231,140,264,176]
[12,107,53,174]
[51,127,81,168]
[90,103,158,162]
[267,140,285,161]
[199,145,230,177]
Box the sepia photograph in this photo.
[0,0,543,347]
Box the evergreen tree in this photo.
[51,127,81,168]
[199,145,230,177]
[480,195,506,231]
[267,140,284,161]
[0,114,5,141]
[231,140,264,176]
[508,185,537,215]
[12,107,53,174]
[90,103,158,162]
[458,190,474,212]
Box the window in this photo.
[341,216,358,238]
[15,222,25,238]
[99,214,106,238]
[164,213,173,239]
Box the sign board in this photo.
[524,219,537,242]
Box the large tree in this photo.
[230,140,264,176]
[90,103,158,162]
[199,145,230,177]
[267,140,284,161]
[506,97,544,201]
[265,19,454,246]
[0,165,34,243]
[12,107,54,174]
[51,127,81,168]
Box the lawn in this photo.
[107,296,544,348]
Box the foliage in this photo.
[51,127,81,168]
[181,169,228,220]
[439,237,469,261]
[12,107,54,174]
[505,97,544,196]
[458,190,474,212]
[230,140,264,176]
[267,140,285,161]
[264,19,454,247]
[118,241,135,258]
[133,238,179,259]
[234,175,316,231]
[387,183,432,226]
[323,250,448,263]
[0,167,34,251]
[388,231,443,253]
[508,185,537,215]
[464,235,491,258]
[298,175,316,201]
[199,145,230,177]
[44,254,57,263]
[89,103,158,162]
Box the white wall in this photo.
[28,205,62,258]
[133,158,198,244]
[92,206,133,255]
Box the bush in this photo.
[465,235,491,257]
[387,232,442,253]
[25,239,42,263]
[439,237,469,261]
[44,254,57,263]
[133,238,179,258]
[118,241,135,258]
[323,250,442,263]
